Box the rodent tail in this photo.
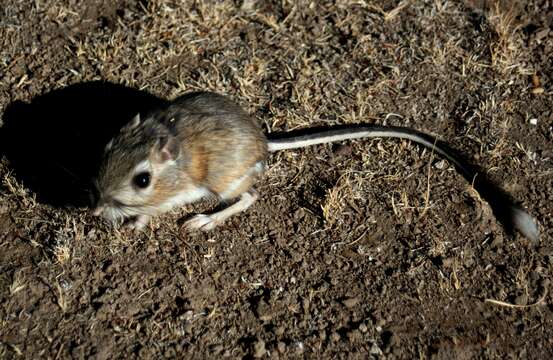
[266,124,539,241]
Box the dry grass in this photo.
[50,215,87,264]
[53,240,72,264]
[9,273,26,295]
[107,227,140,254]
[485,1,530,74]
[484,292,548,308]
[2,170,36,209]
[321,138,451,235]
[321,171,356,227]
[0,0,551,357]
[4,344,22,357]
[55,282,69,312]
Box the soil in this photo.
[1,0,552,358]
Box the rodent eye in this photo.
[133,172,151,189]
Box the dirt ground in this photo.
[1,0,552,358]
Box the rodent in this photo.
[92,91,539,241]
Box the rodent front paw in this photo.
[126,215,150,230]
[184,214,218,231]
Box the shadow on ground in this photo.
[0,82,537,239]
[0,81,166,207]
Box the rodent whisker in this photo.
[113,203,158,218]
[53,162,84,183]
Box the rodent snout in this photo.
[92,195,107,217]
[92,206,104,217]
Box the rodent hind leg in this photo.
[215,161,265,200]
[184,190,258,231]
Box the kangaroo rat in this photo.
[93,92,539,240]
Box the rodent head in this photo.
[93,113,181,224]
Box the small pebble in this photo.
[253,340,266,358]
[293,341,304,354]
[183,310,194,321]
[529,118,538,125]
[370,343,383,356]
[515,294,528,306]
[342,297,360,308]
[535,28,549,40]
[256,300,273,321]
[210,345,224,355]
[434,159,447,169]
[347,329,362,342]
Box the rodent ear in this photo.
[122,113,141,132]
[130,113,141,128]
[105,139,114,152]
[157,135,180,162]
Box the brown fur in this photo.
[93,92,268,227]
[188,144,209,183]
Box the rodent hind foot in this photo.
[183,190,259,231]
[183,214,219,231]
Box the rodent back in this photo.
[162,93,269,195]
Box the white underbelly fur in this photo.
[159,186,211,212]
